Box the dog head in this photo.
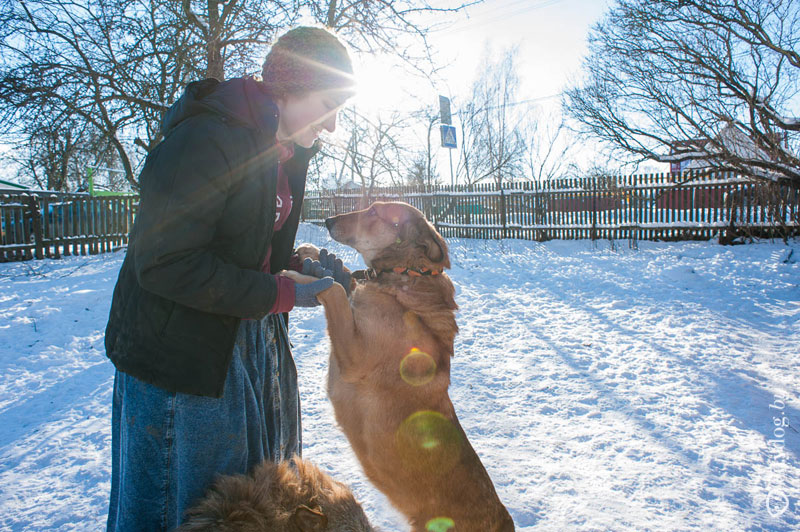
[325,201,449,272]
[286,458,377,532]
[176,457,376,532]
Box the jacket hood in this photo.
[160,76,279,138]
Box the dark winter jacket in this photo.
[104,76,318,398]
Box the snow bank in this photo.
[0,227,798,531]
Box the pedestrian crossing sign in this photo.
[440,125,457,149]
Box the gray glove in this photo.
[294,276,334,307]
[302,257,332,279]
[319,248,352,296]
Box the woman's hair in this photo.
[261,26,355,101]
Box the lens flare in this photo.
[426,517,456,532]
[400,348,436,386]
[395,411,463,475]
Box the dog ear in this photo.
[292,505,328,531]
[413,218,447,265]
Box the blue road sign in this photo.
[439,95,452,125]
[440,125,457,149]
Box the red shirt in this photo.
[261,141,298,315]
[272,141,295,233]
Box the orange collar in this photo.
[362,266,443,280]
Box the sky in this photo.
[0,0,623,187]
[438,0,608,106]
[354,0,612,110]
[346,0,638,184]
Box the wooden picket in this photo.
[301,171,800,243]
[1,190,137,262]
[3,171,797,263]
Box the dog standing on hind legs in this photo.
[287,202,515,532]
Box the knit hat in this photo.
[261,26,355,101]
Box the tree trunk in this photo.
[326,0,338,27]
[206,0,224,80]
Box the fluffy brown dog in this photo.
[286,202,514,532]
[176,456,375,532]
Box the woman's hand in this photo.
[301,257,332,279]
[279,269,334,307]
[319,249,353,296]
[279,269,319,285]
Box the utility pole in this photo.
[426,114,437,188]
[449,149,454,188]
[439,95,457,187]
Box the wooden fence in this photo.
[3,171,798,262]
[0,189,137,262]
[302,171,800,243]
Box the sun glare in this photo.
[351,54,413,113]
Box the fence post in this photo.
[89,196,97,255]
[22,194,44,260]
[27,195,44,260]
[499,184,507,239]
[433,185,440,234]
[591,176,597,240]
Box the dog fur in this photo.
[176,456,375,532]
[290,202,514,532]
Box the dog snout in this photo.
[325,217,335,231]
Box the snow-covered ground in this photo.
[1,224,798,531]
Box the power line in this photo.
[435,0,568,37]
[455,92,563,114]
[497,93,563,107]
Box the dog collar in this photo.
[356,266,443,281]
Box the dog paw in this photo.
[295,243,320,262]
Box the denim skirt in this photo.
[106,313,301,531]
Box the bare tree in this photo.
[407,105,441,188]
[456,46,528,186]
[319,106,414,196]
[1,0,483,191]
[524,108,575,182]
[0,0,200,189]
[405,152,429,186]
[5,115,120,192]
[181,0,298,80]
[307,0,481,78]
[564,0,800,185]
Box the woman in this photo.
[104,26,355,531]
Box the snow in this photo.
[1,225,799,531]
[440,220,797,231]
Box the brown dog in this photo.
[176,457,375,532]
[286,202,514,532]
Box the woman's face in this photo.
[275,89,347,148]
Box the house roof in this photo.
[0,179,29,190]
[669,138,711,153]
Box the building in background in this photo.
[669,123,788,175]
